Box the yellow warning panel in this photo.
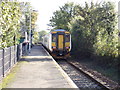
[52,42,56,47]
[58,35,63,49]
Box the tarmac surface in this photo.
[6,45,78,88]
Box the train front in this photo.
[51,29,71,59]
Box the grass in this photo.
[0,61,27,88]
[94,66,119,82]
[76,58,119,83]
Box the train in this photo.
[42,29,71,59]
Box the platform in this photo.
[5,45,78,88]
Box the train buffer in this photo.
[5,44,78,88]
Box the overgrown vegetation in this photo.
[50,2,119,71]
[32,31,39,44]
[50,2,78,30]
[31,10,39,44]
[0,1,22,48]
[0,1,39,48]
[38,30,47,42]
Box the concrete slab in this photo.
[6,45,78,88]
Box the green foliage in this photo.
[69,2,119,66]
[38,30,47,41]
[32,30,47,44]
[23,2,32,31]
[31,10,39,44]
[50,2,119,67]
[31,10,38,30]
[32,31,39,44]
[49,2,79,30]
[0,1,22,48]
[0,1,37,49]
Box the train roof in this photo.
[52,29,66,32]
[50,29,70,34]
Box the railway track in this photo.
[42,45,119,89]
[56,59,120,90]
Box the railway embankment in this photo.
[68,58,120,89]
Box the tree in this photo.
[0,1,22,48]
[32,31,39,44]
[31,10,38,30]
[69,2,119,66]
[38,30,47,42]
[0,1,38,48]
[49,2,79,30]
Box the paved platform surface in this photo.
[6,45,78,88]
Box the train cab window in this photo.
[65,34,70,42]
[52,34,56,42]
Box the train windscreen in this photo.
[65,34,70,42]
[52,34,56,42]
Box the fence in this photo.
[0,43,23,80]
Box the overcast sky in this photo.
[19,0,120,31]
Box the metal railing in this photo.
[0,43,23,80]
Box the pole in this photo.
[25,31,28,55]
[29,9,31,53]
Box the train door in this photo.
[58,35,64,50]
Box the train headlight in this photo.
[66,47,69,49]
[52,46,56,49]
